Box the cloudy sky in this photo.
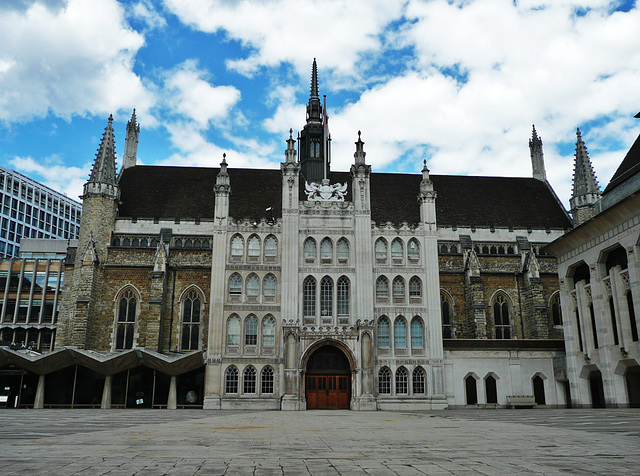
[0,0,639,208]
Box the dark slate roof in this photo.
[370,172,571,229]
[118,165,571,229]
[603,130,640,195]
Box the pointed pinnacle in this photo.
[310,58,319,99]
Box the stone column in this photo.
[33,374,45,409]
[167,375,177,410]
[101,375,112,409]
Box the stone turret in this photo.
[122,109,140,171]
[60,115,120,348]
[214,154,230,222]
[418,159,437,225]
[570,128,601,226]
[79,114,119,264]
[529,125,546,181]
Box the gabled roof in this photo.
[118,165,571,230]
[603,129,640,195]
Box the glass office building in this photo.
[0,166,82,258]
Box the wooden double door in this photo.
[305,345,351,409]
[306,374,350,409]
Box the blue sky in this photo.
[0,0,639,207]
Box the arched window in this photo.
[303,276,316,318]
[551,293,562,326]
[378,316,390,347]
[303,238,316,262]
[261,366,274,394]
[396,367,408,394]
[225,366,238,393]
[408,239,420,261]
[320,238,333,261]
[246,274,260,297]
[378,317,390,347]
[609,297,619,346]
[264,236,277,258]
[413,367,426,394]
[115,289,136,350]
[336,238,349,262]
[262,315,276,347]
[485,375,498,404]
[409,276,422,298]
[441,293,453,338]
[450,244,458,254]
[493,294,511,339]
[245,315,258,345]
[230,235,244,257]
[394,317,407,348]
[243,366,257,394]
[181,290,201,351]
[320,276,333,317]
[391,239,403,261]
[263,274,276,298]
[229,273,242,295]
[376,276,389,301]
[379,367,391,394]
[247,235,260,257]
[627,291,639,342]
[410,317,423,348]
[227,315,241,346]
[375,239,387,261]
[337,276,350,316]
[392,276,405,301]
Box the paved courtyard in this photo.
[0,408,638,475]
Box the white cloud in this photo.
[10,155,89,201]
[162,0,402,83]
[163,60,241,128]
[129,0,166,30]
[0,0,155,123]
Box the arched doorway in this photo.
[305,345,350,409]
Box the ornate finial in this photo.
[576,127,582,139]
[358,130,361,139]
[222,152,227,164]
[289,128,293,139]
[108,114,113,123]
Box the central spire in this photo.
[306,58,322,125]
[310,58,319,99]
[300,59,330,183]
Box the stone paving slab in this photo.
[0,409,638,475]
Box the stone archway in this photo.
[304,343,352,410]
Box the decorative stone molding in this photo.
[620,270,630,291]
[602,277,612,296]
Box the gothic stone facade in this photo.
[47,94,574,410]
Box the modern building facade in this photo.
[0,166,82,258]
[1,63,574,409]
[547,116,640,408]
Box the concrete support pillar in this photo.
[34,374,45,409]
[168,375,177,410]
[101,374,112,409]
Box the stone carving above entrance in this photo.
[305,179,347,202]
